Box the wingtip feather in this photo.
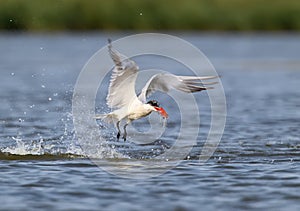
[108,38,112,50]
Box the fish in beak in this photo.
[154,106,168,118]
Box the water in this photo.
[1,33,300,210]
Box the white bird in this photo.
[96,39,217,141]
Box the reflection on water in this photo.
[0,33,300,210]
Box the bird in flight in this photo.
[96,39,217,141]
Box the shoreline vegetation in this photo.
[1,0,300,31]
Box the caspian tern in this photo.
[96,39,217,141]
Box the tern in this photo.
[96,39,217,141]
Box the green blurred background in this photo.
[1,0,300,31]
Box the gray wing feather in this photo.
[138,73,217,102]
[106,40,139,108]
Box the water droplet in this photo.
[40,47,44,50]
[23,111,27,115]
[140,12,143,16]
[29,104,35,108]
[11,72,15,76]
[48,97,52,101]
[41,85,45,88]
[53,93,58,97]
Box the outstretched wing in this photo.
[138,73,218,102]
[106,39,139,108]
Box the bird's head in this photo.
[147,100,168,118]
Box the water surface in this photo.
[1,33,300,210]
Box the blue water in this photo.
[1,33,300,210]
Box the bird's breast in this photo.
[127,104,153,120]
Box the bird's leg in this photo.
[123,120,131,141]
[116,121,121,140]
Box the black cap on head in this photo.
[147,100,160,107]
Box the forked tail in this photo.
[95,113,117,124]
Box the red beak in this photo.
[154,107,168,118]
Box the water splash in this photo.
[161,117,168,128]
[2,137,44,155]
[0,111,131,160]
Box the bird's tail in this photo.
[95,113,117,124]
